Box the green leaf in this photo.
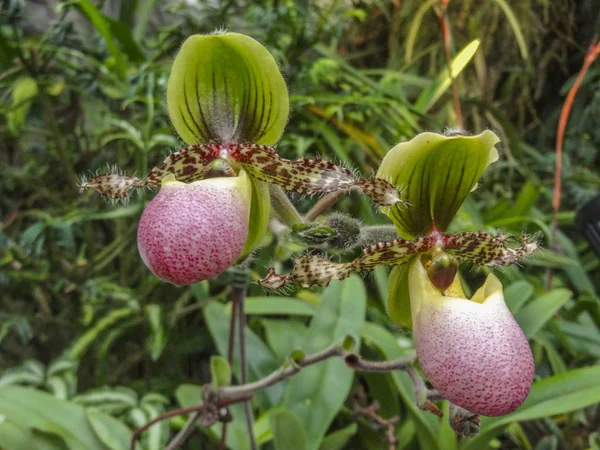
[106,17,144,62]
[210,356,232,390]
[0,386,111,450]
[361,322,439,450]
[86,409,133,450]
[145,304,166,361]
[262,319,308,362]
[515,289,572,338]
[7,77,38,136]
[534,333,567,375]
[69,308,134,359]
[491,0,529,60]
[0,417,68,450]
[504,280,534,314]
[167,33,289,145]
[204,302,283,409]
[271,409,308,450]
[72,0,126,78]
[376,131,499,238]
[462,366,600,450]
[284,276,366,450]
[387,262,412,328]
[414,40,480,113]
[228,297,316,316]
[404,0,438,64]
[318,424,357,450]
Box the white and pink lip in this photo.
[409,258,535,416]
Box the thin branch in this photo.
[135,342,446,447]
[234,271,257,450]
[343,353,414,372]
[220,279,239,449]
[132,396,250,450]
[305,191,346,221]
[352,401,399,450]
[219,340,346,398]
[165,273,242,450]
[546,40,600,290]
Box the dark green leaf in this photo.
[515,289,572,338]
[204,302,283,408]
[284,276,366,450]
[271,409,308,450]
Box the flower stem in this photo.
[269,184,304,227]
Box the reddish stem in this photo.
[546,40,600,289]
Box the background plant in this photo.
[1,1,600,450]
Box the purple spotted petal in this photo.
[410,260,535,416]
[137,174,250,285]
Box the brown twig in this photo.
[234,273,257,450]
[305,191,346,222]
[134,340,447,448]
[546,40,600,290]
[352,401,400,450]
[219,281,239,450]
[131,396,250,450]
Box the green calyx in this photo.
[376,131,500,239]
[167,32,289,146]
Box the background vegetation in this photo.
[1,0,600,449]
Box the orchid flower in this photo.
[261,130,538,416]
[410,251,534,416]
[80,32,401,284]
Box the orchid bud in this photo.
[137,171,252,285]
[409,257,534,416]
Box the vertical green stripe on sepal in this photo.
[167,32,289,146]
[376,131,500,239]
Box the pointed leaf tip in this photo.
[167,33,289,146]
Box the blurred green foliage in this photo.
[1,0,600,449]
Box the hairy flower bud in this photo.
[137,172,251,285]
[409,258,534,416]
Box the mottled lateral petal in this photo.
[80,173,145,199]
[81,144,217,200]
[444,232,538,266]
[145,144,218,186]
[259,236,437,289]
[230,144,401,206]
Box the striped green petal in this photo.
[167,32,289,146]
[376,131,499,239]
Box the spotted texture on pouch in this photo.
[137,178,249,285]
[414,291,534,416]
